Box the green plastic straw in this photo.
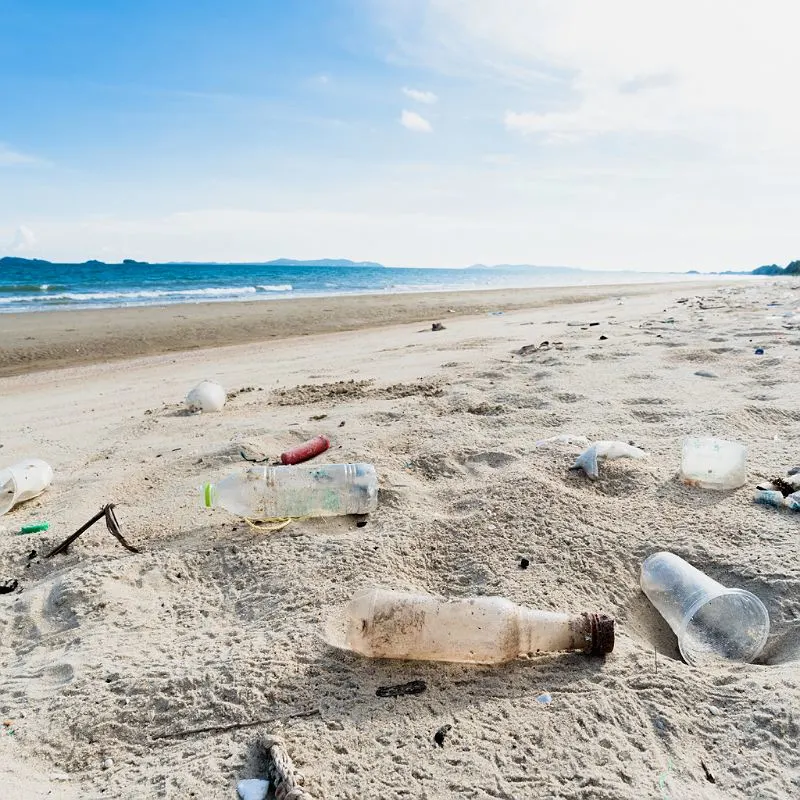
[17,522,49,534]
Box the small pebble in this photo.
[519,557,530,569]
[694,370,718,378]
[102,758,114,770]
[599,335,608,340]
[237,778,269,800]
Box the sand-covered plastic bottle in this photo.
[326,588,614,664]
[203,463,378,519]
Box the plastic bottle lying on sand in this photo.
[326,588,614,664]
[203,463,378,519]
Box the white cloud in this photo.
[402,86,437,104]
[0,143,42,166]
[8,224,37,252]
[377,1,800,154]
[400,109,432,132]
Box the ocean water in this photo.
[0,260,730,313]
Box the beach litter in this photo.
[0,579,18,595]
[185,379,226,413]
[535,434,590,449]
[535,693,553,705]
[280,435,330,465]
[754,467,800,511]
[434,724,452,747]
[571,441,647,479]
[16,521,49,535]
[0,459,53,516]
[203,463,378,522]
[256,735,314,800]
[376,680,427,697]
[640,551,769,666]
[237,779,269,800]
[754,348,765,355]
[44,503,139,558]
[431,322,445,331]
[326,587,614,663]
[694,370,718,378]
[680,437,746,490]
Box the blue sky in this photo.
[1,0,799,269]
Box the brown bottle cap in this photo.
[583,612,615,656]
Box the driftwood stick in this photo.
[44,504,139,558]
[257,735,315,800]
[44,507,106,558]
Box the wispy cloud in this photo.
[400,109,432,133]
[8,224,37,252]
[402,86,437,104]
[0,143,45,167]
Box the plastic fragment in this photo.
[237,779,269,800]
[572,441,648,479]
[535,434,590,449]
[17,521,49,534]
[754,490,785,508]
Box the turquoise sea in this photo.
[0,259,733,313]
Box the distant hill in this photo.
[0,256,384,268]
[752,261,799,276]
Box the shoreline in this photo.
[0,279,747,378]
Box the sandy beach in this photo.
[1,278,799,799]
[0,282,729,378]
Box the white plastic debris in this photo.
[237,778,269,800]
[0,459,54,516]
[573,441,648,479]
[185,380,226,413]
[535,692,552,705]
[535,434,590,449]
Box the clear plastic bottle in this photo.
[203,463,378,519]
[326,588,614,664]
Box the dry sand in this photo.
[1,279,799,799]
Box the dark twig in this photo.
[45,504,139,558]
[104,504,139,553]
[44,507,106,558]
[151,708,320,741]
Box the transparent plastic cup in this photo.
[0,459,54,516]
[640,552,769,666]
[680,437,746,490]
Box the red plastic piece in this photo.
[280,435,331,465]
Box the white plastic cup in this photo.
[0,459,54,516]
[680,437,746,490]
[186,380,226,413]
[640,551,769,666]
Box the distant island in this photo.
[0,256,385,268]
[1,256,799,274]
[751,260,800,276]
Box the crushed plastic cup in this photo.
[640,552,769,666]
[185,380,226,413]
[680,437,746,490]
[0,459,54,516]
